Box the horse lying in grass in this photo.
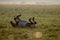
[10,14,37,28]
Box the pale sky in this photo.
[0,0,60,4]
[0,0,60,2]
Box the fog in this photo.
[0,0,60,4]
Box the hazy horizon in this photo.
[0,0,60,4]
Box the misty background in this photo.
[0,0,60,4]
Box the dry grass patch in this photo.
[34,32,43,38]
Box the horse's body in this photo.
[18,20,29,27]
[10,14,37,28]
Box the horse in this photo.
[10,14,37,28]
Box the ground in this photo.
[0,4,60,40]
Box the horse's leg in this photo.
[29,18,33,24]
[10,21,16,27]
[14,14,21,24]
[29,17,37,28]
[28,18,34,28]
[32,17,37,24]
[15,14,21,21]
[16,14,21,18]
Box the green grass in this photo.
[0,4,60,40]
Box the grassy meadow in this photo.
[0,4,60,40]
